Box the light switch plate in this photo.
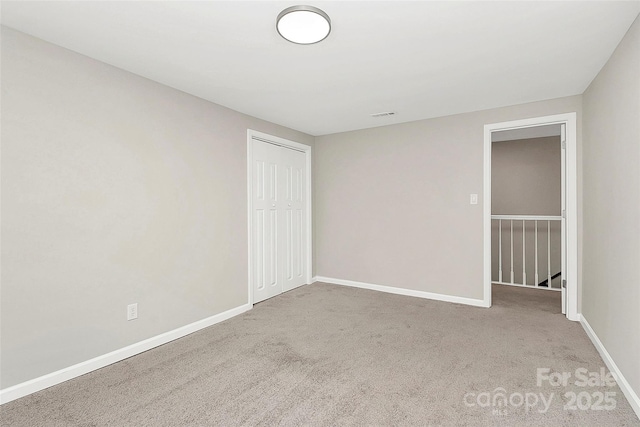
[470,194,478,205]
[127,303,138,321]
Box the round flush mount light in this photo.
[276,5,331,44]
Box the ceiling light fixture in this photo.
[276,5,331,45]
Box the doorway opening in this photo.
[492,125,564,309]
[247,130,312,305]
[483,113,578,321]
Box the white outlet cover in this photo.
[127,303,138,321]
[470,194,478,205]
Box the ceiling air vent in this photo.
[370,111,396,118]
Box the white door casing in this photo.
[248,130,311,304]
[484,113,578,321]
[560,123,567,315]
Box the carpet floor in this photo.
[1,283,638,426]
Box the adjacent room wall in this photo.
[492,136,561,216]
[315,96,582,301]
[0,27,314,388]
[582,15,640,401]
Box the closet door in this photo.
[251,138,308,303]
[282,147,307,292]
[252,140,283,303]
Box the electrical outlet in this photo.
[127,303,138,321]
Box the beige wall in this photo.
[492,137,561,216]
[583,15,640,398]
[315,96,582,300]
[0,27,313,388]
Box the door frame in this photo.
[483,113,578,321]
[247,129,312,305]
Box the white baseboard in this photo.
[0,303,252,405]
[311,276,318,283]
[315,276,488,307]
[580,314,640,419]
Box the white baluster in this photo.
[498,219,503,283]
[535,221,539,287]
[547,220,552,286]
[510,220,514,284]
[522,220,526,286]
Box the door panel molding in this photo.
[247,130,312,304]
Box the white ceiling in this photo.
[2,1,639,136]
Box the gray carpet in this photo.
[1,283,638,426]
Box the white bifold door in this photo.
[251,139,307,303]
